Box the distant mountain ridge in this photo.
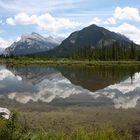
[38,24,135,57]
[4,32,64,55]
[3,24,140,57]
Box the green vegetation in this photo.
[1,41,140,65]
[0,55,140,66]
[71,41,140,61]
[0,112,134,140]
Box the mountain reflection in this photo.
[93,72,140,109]
[0,65,140,109]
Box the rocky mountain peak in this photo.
[4,32,64,55]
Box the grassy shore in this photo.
[0,112,133,140]
[0,57,140,66]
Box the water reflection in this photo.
[93,72,140,109]
[0,65,140,109]
[0,66,22,81]
[8,72,93,104]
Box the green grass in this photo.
[20,127,132,140]
[0,57,140,66]
[0,112,135,140]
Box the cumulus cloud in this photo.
[109,23,140,44]
[6,13,37,25]
[0,38,13,49]
[89,17,102,25]
[102,7,140,44]
[102,6,140,26]
[114,7,140,21]
[6,12,80,30]
[6,18,15,25]
[90,6,140,26]
[89,17,116,26]
[4,6,140,45]
[104,17,116,25]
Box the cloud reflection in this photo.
[92,72,140,109]
[0,66,140,109]
[0,66,22,81]
[8,72,93,104]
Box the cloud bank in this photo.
[6,12,80,31]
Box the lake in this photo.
[0,64,140,132]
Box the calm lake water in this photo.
[1,64,140,132]
[0,64,140,110]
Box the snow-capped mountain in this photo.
[46,36,65,45]
[4,32,64,55]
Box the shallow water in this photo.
[0,64,140,110]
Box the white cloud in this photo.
[91,7,140,26]
[37,13,80,30]
[0,38,13,49]
[104,17,116,25]
[109,23,140,44]
[6,12,80,30]
[89,17,102,25]
[3,5,140,44]
[114,7,140,21]
[6,18,16,25]
[6,13,37,25]
[102,6,140,26]
[89,17,116,26]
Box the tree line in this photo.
[0,41,140,61]
[71,41,140,61]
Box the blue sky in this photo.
[0,0,140,48]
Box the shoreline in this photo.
[0,59,140,66]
